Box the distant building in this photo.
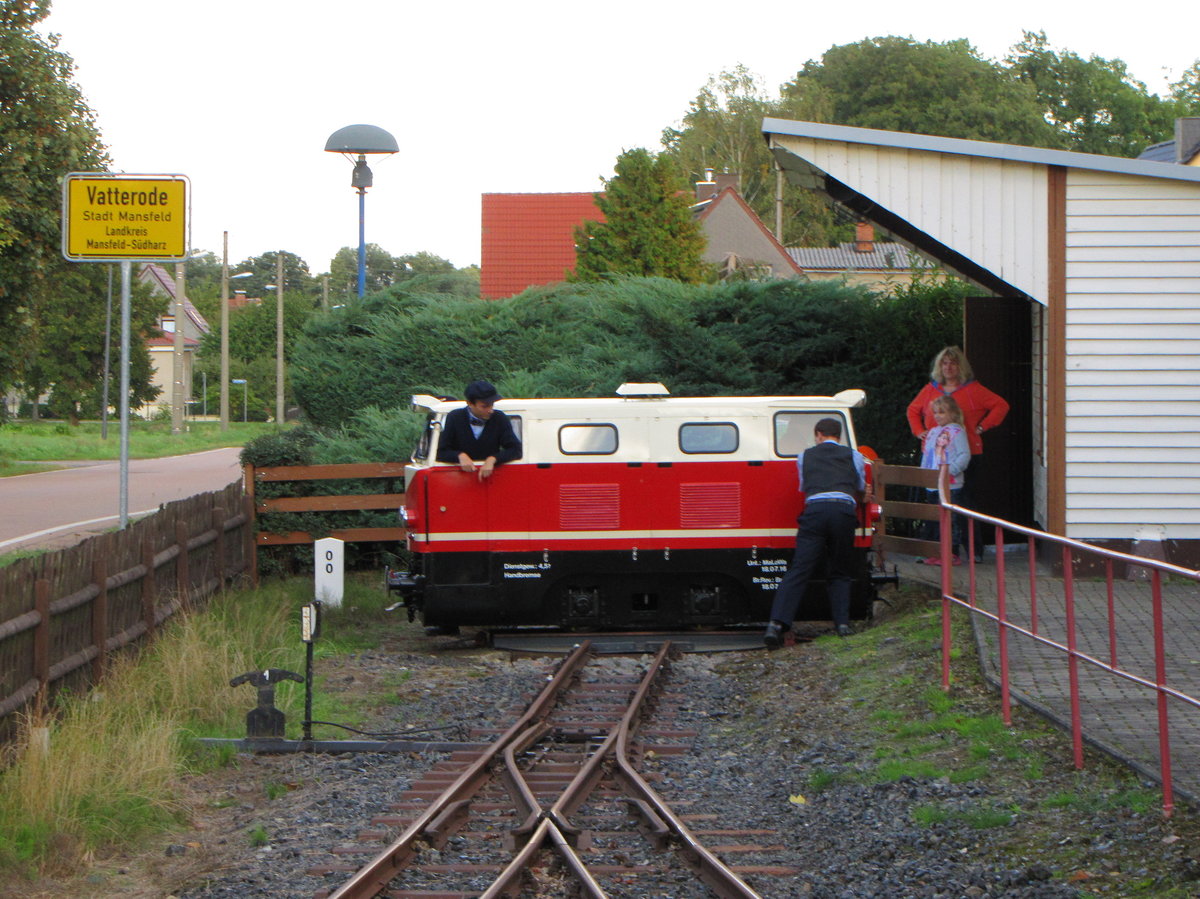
[1138,117,1200,166]
[481,193,606,300]
[137,263,210,418]
[690,173,802,280]
[480,174,807,299]
[787,222,943,289]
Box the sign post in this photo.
[61,173,191,527]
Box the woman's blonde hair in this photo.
[931,394,964,425]
[930,346,974,384]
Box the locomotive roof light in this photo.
[616,382,670,398]
[833,388,867,408]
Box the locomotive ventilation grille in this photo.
[559,483,620,529]
[679,482,741,528]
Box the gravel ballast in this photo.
[16,591,1200,899]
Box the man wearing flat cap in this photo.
[435,380,522,480]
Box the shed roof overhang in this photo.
[762,118,1200,304]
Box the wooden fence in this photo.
[244,461,408,584]
[0,480,250,729]
[871,460,941,560]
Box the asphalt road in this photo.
[0,447,244,553]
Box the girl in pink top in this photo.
[906,346,1008,561]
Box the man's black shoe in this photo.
[763,621,785,650]
[836,624,853,637]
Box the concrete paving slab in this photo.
[893,548,1200,805]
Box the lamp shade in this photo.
[324,124,398,155]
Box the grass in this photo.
[0,572,394,878]
[0,419,278,469]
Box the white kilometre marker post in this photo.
[314,537,344,608]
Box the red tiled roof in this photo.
[481,193,604,300]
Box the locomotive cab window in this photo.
[426,414,522,461]
[774,412,846,457]
[679,422,739,454]
[559,423,618,455]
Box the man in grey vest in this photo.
[764,417,866,649]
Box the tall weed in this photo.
[0,581,305,875]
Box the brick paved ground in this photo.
[895,546,1200,805]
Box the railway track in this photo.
[308,641,795,897]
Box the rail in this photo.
[325,641,764,898]
[924,473,1200,818]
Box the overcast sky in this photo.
[38,0,1197,274]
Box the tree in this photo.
[232,250,319,304]
[662,65,838,246]
[20,264,161,421]
[0,0,109,394]
[572,148,708,283]
[1170,61,1200,112]
[328,246,463,304]
[193,289,313,420]
[781,37,1057,147]
[1008,31,1184,157]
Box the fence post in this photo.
[142,538,157,641]
[244,463,259,587]
[1062,545,1084,770]
[1151,569,1175,818]
[92,557,109,683]
[176,521,191,610]
[34,579,51,705]
[213,505,227,588]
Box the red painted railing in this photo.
[931,473,1200,818]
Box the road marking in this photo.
[0,508,159,551]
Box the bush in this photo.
[290,275,964,462]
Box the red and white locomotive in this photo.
[392,383,881,631]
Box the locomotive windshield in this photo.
[774,411,849,456]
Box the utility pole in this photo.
[275,252,285,426]
[172,262,187,434]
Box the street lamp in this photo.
[219,229,253,431]
[231,378,247,422]
[324,124,397,298]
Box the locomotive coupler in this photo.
[230,668,305,739]
[385,566,425,621]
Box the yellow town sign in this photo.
[62,173,190,262]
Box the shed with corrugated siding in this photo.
[763,118,1200,564]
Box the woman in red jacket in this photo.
[907,346,1009,560]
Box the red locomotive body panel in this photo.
[394,385,881,631]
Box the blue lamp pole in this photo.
[357,175,367,297]
[325,125,398,298]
